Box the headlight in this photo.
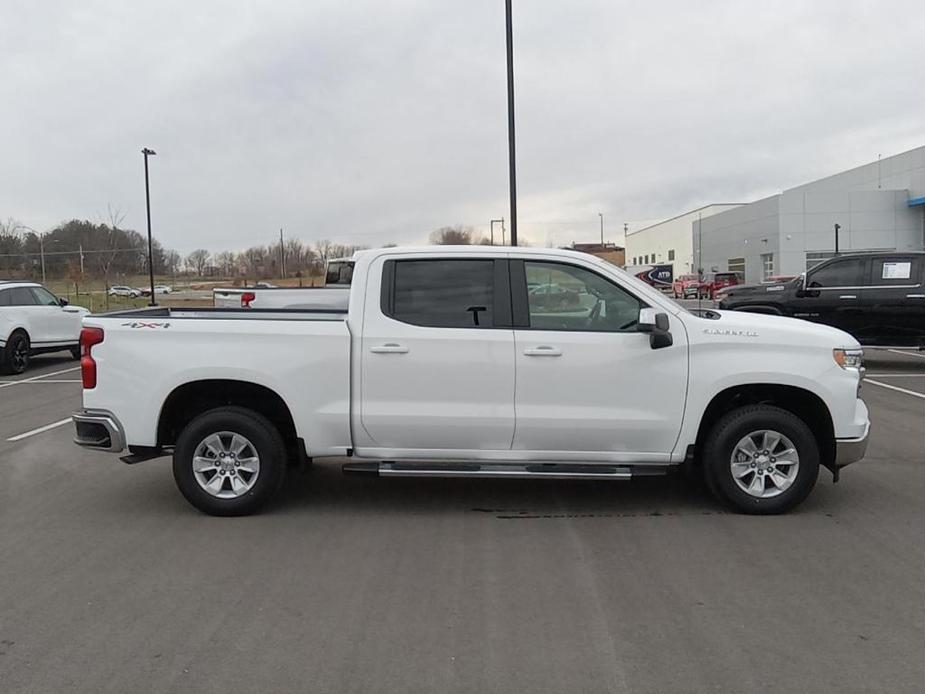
[833,348,864,371]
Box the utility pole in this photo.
[501,217,506,246]
[834,223,841,254]
[39,234,46,283]
[279,228,285,278]
[490,219,504,245]
[142,147,157,306]
[598,212,604,245]
[505,0,518,246]
[79,244,84,275]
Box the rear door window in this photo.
[384,259,496,328]
[9,287,38,306]
[870,257,921,285]
[807,258,865,288]
[0,289,9,306]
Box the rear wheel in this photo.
[173,406,288,516]
[702,405,819,514]
[1,332,31,375]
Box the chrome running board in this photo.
[341,462,670,480]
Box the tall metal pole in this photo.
[599,213,604,245]
[279,228,285,277]
[505,0,518,246]
[142,148,157,306]
[834,223,841,254]
[40,235,46,283]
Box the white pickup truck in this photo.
[72,246,869,516]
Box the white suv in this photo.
[108,285,141,298]
[0,281,89,374]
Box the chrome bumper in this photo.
[72,409,126,452]
[834,421,869,468]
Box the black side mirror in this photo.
[638,308,673,349]
[59,297,69,306]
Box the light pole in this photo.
[490,218,504,245]
[598,213,604,245]
[834,223,841,254]
[142,147,157,306]
[22,225,55,284]
[505,0,518,246]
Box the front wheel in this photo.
[173,406,288,516]
[702,405,819,514]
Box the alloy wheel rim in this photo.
[730,429,800,499]
[12,341,28,370]
[192,431,261,499]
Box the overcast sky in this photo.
[2,0,924,255]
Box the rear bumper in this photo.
[72,409,126,452]
[834,421,870,468]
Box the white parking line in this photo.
[6,418,73,442]
[0,379,81,384]
[887,349,925,360]
[0,367,81,389]
[865,379,925,401]
[865,373,925,377]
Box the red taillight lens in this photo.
[241,292,256,308]
[80,327,104,389]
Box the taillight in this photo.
[80,327,104,389]
[241,291,256,308]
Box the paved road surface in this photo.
[1,351,924,693]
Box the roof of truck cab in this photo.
[355,245,601,261]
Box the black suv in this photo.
[717,251,925,347]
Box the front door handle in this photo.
[839,295,857,300]
[907,294,925,299]
[524,345,562,357]
[370,343,409,354]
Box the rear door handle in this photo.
[370,343,409,354]
[907,294,925,298]
[523,345,562,357]
[839,295,857,300]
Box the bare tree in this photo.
[429,225,479,245]
[186,249,211,276]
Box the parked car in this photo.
[74,246,868,517]
[0,281,89,374]
[672,275,702,299]
[700,271,743,300]
[717,251,925,346]
[108,285,140,298]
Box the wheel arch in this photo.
[692,383,835,472]
[157,379,300,453]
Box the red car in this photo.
[700,271,744,299]
[672,275,703,299]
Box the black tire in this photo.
[172,406,288,516]
[702,405,819,515]
[1,331,31,375]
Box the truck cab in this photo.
[718,251,925,347]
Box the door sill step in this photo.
[342,462,668,480]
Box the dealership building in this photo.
[626,145,925,284]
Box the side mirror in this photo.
[59,297,69,306]
[638,308,673,349]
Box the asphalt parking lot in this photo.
[2,350,925,693]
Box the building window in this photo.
[727,257,745,276]
[761,253,774,282]
[805,251,836,272]
[668,249,675,261]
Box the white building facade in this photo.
[625,204,743,275]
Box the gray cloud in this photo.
[2,0,923,254]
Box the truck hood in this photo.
[720,281,791,299]
[699,309,860,350]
